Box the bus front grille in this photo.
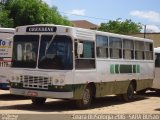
[22,75,51,89]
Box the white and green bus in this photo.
[10,24,154,109]
[0,28,15,89]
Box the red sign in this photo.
[27,91,38,97]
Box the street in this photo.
[0,90,159,114]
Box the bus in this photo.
[153,47,160,92]
[137,47,160,94]
[9,24,154,109]
[0,28,15,89]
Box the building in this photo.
[71,20,99,30]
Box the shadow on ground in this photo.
[141,91,160,97]
[0,93,29,101]
[155,108,160,111]
[0,95,148,112]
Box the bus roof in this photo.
[0,28,15,33]
[154,47,160,53]
[95,30,152,42]
[15,24,153,42]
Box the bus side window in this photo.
[145,42,153,60]
[135,41,145,60]
[96,35,108,58]
[109,37,122,59]
[75,40,95,69]
[123,39,134,59]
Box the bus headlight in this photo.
[55,79,59,84]
[11,76,15,81]
[60,79,64,83]
[16,76,20,81]
[52,77,65,85]
[11,75,21,83]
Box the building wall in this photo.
[132,33,160,48]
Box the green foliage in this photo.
[99,19,142,34]
[0,10,13,27]
[0,1,13,27]
[0,0,72,27]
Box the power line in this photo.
[60,11,111,21]
[60,11,160,27]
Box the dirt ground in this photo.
[0,90,159,115]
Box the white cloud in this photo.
[142,25,160,33]
[130,10,160,23]
[68,9,86,16]
[42,0,53,6]
[147,25,160,32]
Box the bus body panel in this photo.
[153,48,160,90]
[0,28,15,89]
[10,88,73,99]
[153,68,160,89]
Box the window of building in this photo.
[123,39,134,59]
[135,41,144,60]
[109,37,122,59]
[75,40,95,69]
[96,35,108,58]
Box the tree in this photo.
[0,1,13,27]
[0,0,72,27]
[98,19,142,34]
[0,9,13,27]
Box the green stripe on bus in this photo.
[110,64,115,74]
[120,65,132,73]
[137,65,140,73]
[133,65,136,73]
[110,64,140,74]
[115,64,119,73]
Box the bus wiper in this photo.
[45,34,56,55]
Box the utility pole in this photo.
[144,25,146,38]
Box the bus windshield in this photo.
[12,35,73,70]
[38,35,73,70]
[12,35,39,68]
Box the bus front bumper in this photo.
[10,88,73,99]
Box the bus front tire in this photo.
[76,86,92,109]
[31,97,46,105]
[121,83,135,102]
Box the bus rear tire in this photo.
[76,86,92,109]
[121,83,135,102]
[31,97,46,105]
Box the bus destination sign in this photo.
[26,26,57,32]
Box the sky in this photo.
[43,0,160,32]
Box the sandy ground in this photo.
[0,90,159,115]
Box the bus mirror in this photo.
[77,43,83,55]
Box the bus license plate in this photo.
[27,91,38,97]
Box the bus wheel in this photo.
[122,83,134,102]
[31,97,46,105]
[76,86,92,109]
